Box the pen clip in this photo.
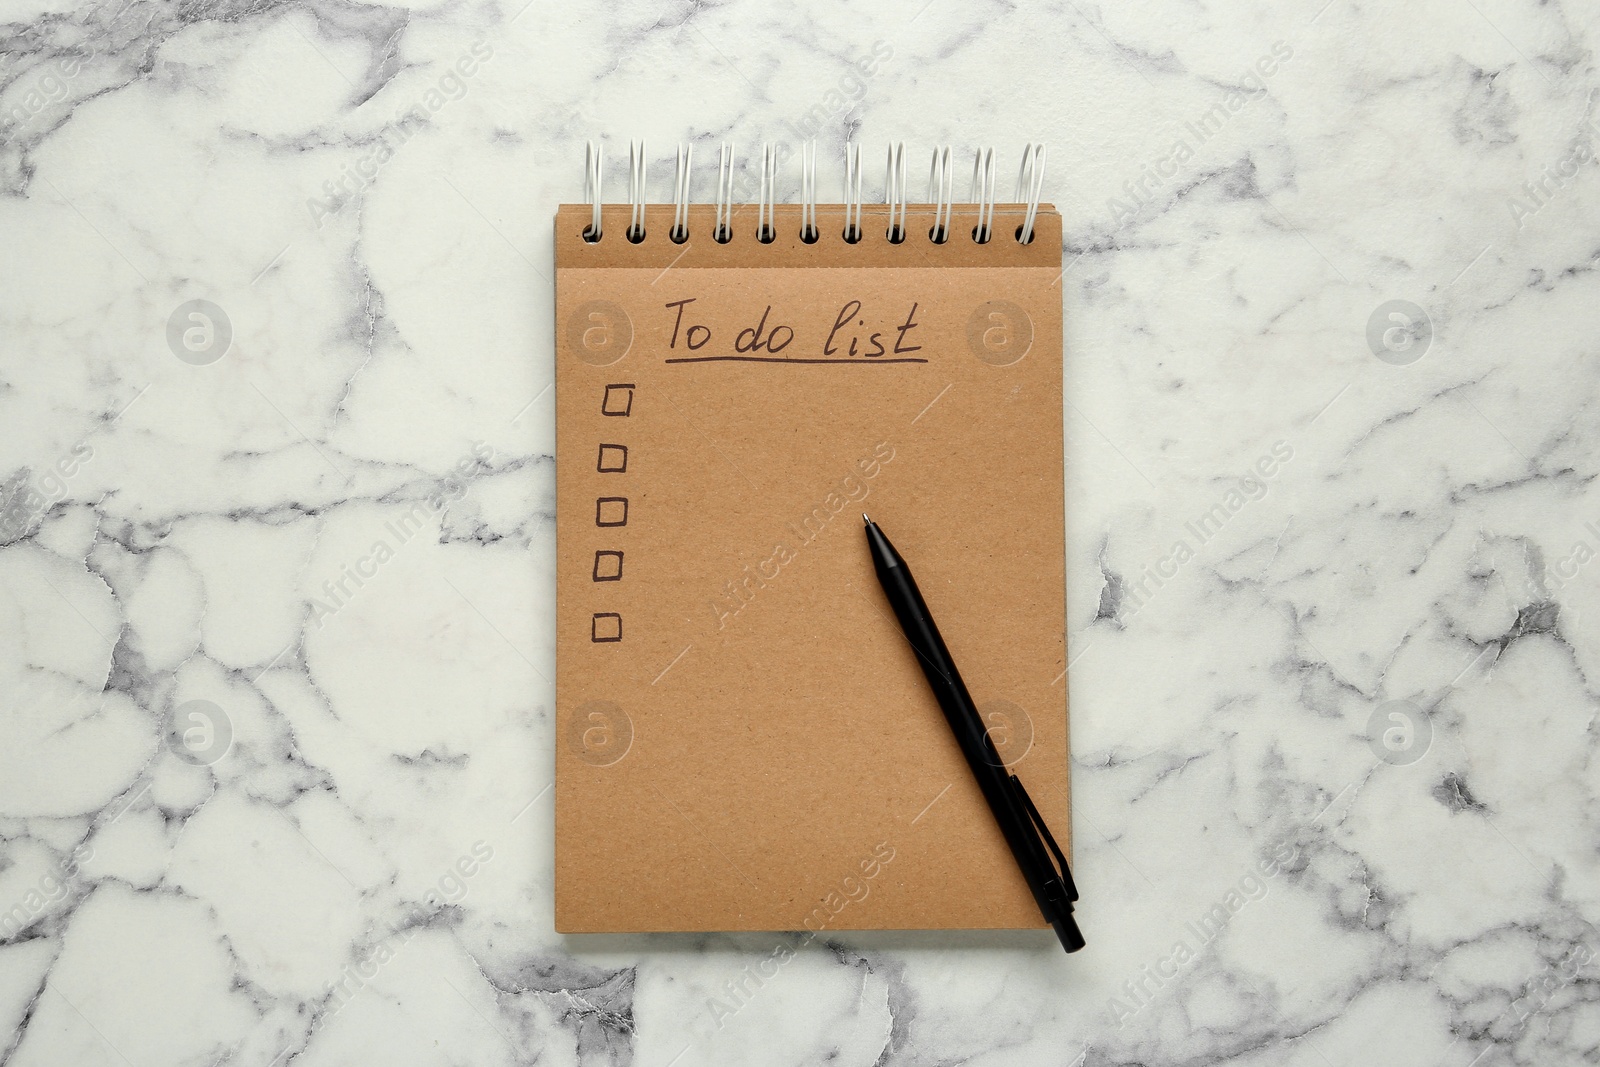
[1009,773,1077,902]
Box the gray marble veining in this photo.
[2,0,1599,1064]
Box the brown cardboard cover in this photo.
[554,203,1068,933]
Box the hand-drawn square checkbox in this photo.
[596,444,628,473]
[601,383,635,417]
[593,550,624,582]
[596,497,629,527]
[591,612,622,642]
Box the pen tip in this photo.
[862,513,871,526]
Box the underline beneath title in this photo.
[661,355,929,365]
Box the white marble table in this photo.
[3,0,1598,1063]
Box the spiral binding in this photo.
[583,140,603,242]
[883,141,908,244]
[800,141,819,244]
[1016,143,1046,245]
[713,141,735,244]
[626,139,647,243]
[580,141,1047,246]
[757,142,778,244]
[843,141,864,244]
[928,145,953,244]
[970,147,996,244]
[670,143,692,244]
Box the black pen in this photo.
[863,514,1083,953]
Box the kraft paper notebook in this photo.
[553,146,1068,934]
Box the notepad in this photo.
[554,201,1068,934]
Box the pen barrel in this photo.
[876,565,1002,768]
[873,556,1079,948]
